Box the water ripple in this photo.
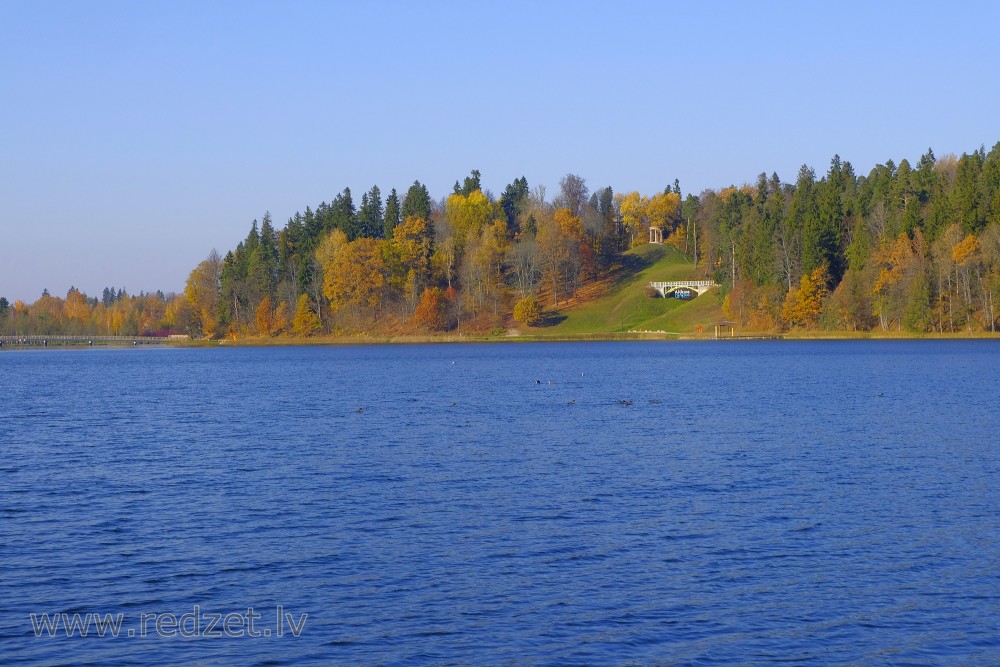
[1,342,999,664]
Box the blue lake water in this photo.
[1,341,999,665]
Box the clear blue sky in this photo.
[2,0,998,302]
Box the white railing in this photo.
[649,281,717,288]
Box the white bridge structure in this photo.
[648,280,719,297]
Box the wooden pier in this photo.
[0,335,172,348]
[715,335,784,340]
[712,322,782,340]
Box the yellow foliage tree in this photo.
[387,216,432,303]
[616,191,649,247]
[445,189,495,250]
[322,237,386,314]
[138,293,166,334]
[431,234,457,289]
[184,250,223,338]
[63,288,91,331]
[554,208,585,242]
[647,191,680,231]
[292,293,321,336]
[461,223,507,317]
[952,234,979,265]
[666,223,686,250]
[315,229,348,272]
[781,266,829,328]
[951,233,982,330]
[537,212,574,305]
[513,295,542,325]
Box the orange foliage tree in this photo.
[412,287,448,330]
[872,233,915,330]
[725,280,783,331]
[272,301,290,335]
[255,295,275,336]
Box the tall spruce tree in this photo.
[805,165,844,283]
[402,180,432,221]
[358,185,384,238]
[384,188,401,239]
[500,176,529,233]
[454,170,482,196]
[332,188,358,239]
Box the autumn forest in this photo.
[5,142,1000,339]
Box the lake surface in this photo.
[1,341,998,665]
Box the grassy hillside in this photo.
[525,244,727,337]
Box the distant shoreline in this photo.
[196,331,1000,346]
[4,331,1000,350]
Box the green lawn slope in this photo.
[525,244,727,337]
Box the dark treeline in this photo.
[4,142,1000,337]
